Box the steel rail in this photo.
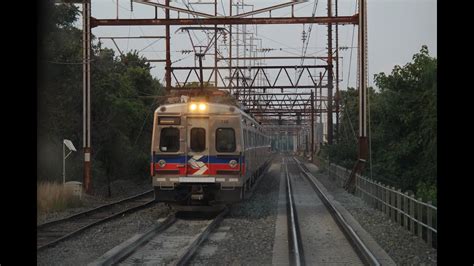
[292,157,380,266]
[284,157,305,266]
[37,190,155,251]
[89,214,178,266]
[91,207,229,265]
[176,207,229,265]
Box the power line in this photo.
[299,0,319,66]
[45,60,92,65]
[346,0,358,89]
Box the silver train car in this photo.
[150,102,271,205]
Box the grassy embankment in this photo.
[37,182,82,214]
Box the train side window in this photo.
[254,132,257,147]
[216,128,236,152]
[249,131,252,148]
[243,129,248,147]
[159,128,180,152]
[251,132,255,147]
[191,128,206,152]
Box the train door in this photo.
[186,117,209,176]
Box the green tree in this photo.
[320,46,437,203]
[373,45,437,202]
[38,3,165,195]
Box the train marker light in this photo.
[190,103,197,111]
[199,103,206,111]
[229,160,238,168]
[158,159,166,168]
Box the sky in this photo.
[83,0,437,91]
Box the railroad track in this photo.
[284,156,380,266]
[37,190,155,251]
[90,207,228,266]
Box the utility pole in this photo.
[229,0,233,95]
[344,0,368,193]
[214,0,218,88]
[335,0,340,141]
[198,53,204,92]
[310,90,315,160]
[327,0,334,145]
[165,0,171,91]
[82,0,92,194]
[358,0,369,161]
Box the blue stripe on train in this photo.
[151,155,242,164]
[151,156,186,163]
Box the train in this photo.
[150,101,271,205]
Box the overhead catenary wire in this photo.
[101,0,341,99]
[299,0,319,67]
[45,59,94,65]
[367,31,373,181]
[134,98,159,145]
[107,0,163,60]
[368,78,373,180]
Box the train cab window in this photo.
[216,128,236,152]
[191,128,206,152]
[159,128,180,152]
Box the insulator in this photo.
[222,33,227,43]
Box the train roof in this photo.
[155,102,263,129]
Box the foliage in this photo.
[416,181,437,205]
[38,3,165,192]
[320,46,437,203]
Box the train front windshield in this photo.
[159,128,180,152]
[216,128,236,152]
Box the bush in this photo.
[416,181,437,206]
[37,182,82,214]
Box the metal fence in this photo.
[326,162,437,249]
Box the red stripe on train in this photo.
[152,163,186,175]
[151,163,246,176]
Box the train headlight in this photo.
[158,159,166,168]
[229,160,238,168]
[190,103,197,111]
[199,103,206,111]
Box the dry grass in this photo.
[37,181,82,214]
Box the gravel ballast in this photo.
[303,160,437,265]
[38,157,435,265]
[37,203,171,266]
[190,158,281,265]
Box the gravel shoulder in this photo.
[191,158,281,265]
[37,202,171,266]
[302,159,437,265]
